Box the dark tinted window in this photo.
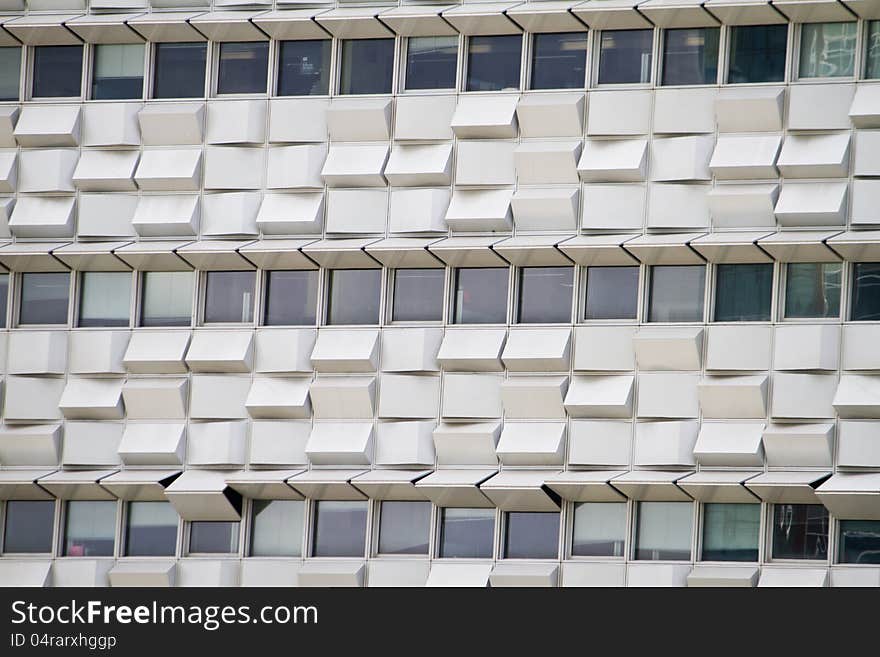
[92,43,144,100]
[263,270,318,326]
[662,27,719,85]
[327,269,382,325]
[851,262,880,321]
[0,47,21,101]
[530,32,588,89]
[584,266,639,320]
[250,500,304,557]
[0,273,8,328]
[3,500,54,553]
[204,271,256,324]
[784,262,841,319]
[277,40,331,96]
[867,21,880,79]
[838,520,880,564]
[153,42,207,99]
[19,272,69,325]
[339,39,394,95]
[452,268,508,324]
[63,501,116,557]
[701,503,760,562]
[634,501,692,561]
[312,501,367,557]
[772,504,828,560]
[392,268,445,322]
[466,35,522,91]
[727,24,788,83]
[32,45,82,98]
[713,263,773,322]
[125,501,178,557]
[439,507,494,558]
[598,29,653,84]
[217,41,269,94]
[517,266,573,323]
[378,501,431,555]
[189,521,239,554]
[405,36,458,90]
[648,265,705,322]
[504,512,559,559]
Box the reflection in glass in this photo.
[277,40,331,96]
[530,32,587,89]
[327,269,381,325]
[339,39,394,95]
[634,501,693,561]
[851,263,880,321]
[713,263,773,322]
[204,271,255,324]
[392,268,445,322]
[92,43,144,100]
[662,27,719,85]
[517,267,573,323]
[584,266,639,320]
[453,268,509,324]
[20,272,70,325]
[125,501,178,557]
[571,502,626,557]
[439,507,494,558]
[189,521,239,554]
[264,270,318,326]
[648,265,705,322]
[378,501,431,555]
[312,501,367,557]
[867,21,880,79]
[141,271,193,327]
[799,22,856,78]
[727,24,788,83]
[0,47,20,101]
[405,36,458,90]
[784,262,841,319]
[79,272,131,327]
[32,45,82,98]
[504,512,559,559]
[772,504,828,560]
[217,42,269,94]
[251,500,304,557]
[0,273,8,328]
[838,520,880,564]
[701,503,760,562]
[598,29,653,84]
[64,501,116,557]
[3,500,54,553]
[153,42,207,99]
[466,35,522,91]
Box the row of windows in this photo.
[2,20,879,101]
[0,260,874,329]
[2,498,875,565]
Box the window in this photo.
[189,521,239,554]
[583,266,640,320]
[311,501,367,557]
[217,41,269,95]
[326,269,382,325]
[571,502,626,557]
[3,500,54,553]
[799,22,856,78]
[466,35,522,91]
[701,503,760,562]
[771,504,829,560]
[203,271,256,324]
[140,271,193,327]
[0,273,8,328]
[91,43,144,100]
[438,507,495,558]
[784,262,842,319]
[727,24,788,83]
[647,265,705,323]
[452,268,509,324]
[125,501,178,557]
[339,39,394,95]
[78,272,131,328]
[634,501,693,561]
[32,45,82,98]
[597,29,653,85]
[63,501,116,557]
[517,266,573,324]
[850,263,880,321]
[405,36,458,90]
[153,42,207,99]
[19,272,70,326]
[391,268,445,322]
[250,500,304,557]
[838,520,880,564]
[530,32,588,90]
[0,47,21,100]
[263,270,318,326]
[377,501,431,555]
[713,263,773,322]
[277,40,331,96]
[867,21,880,79]
[661,27,719,86]
[504,512,559,559]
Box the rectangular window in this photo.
[78,272,131,328]
[19,272,70,326]
[701,503,760,562]
[91,43,144,100]
[867,21,880,79]
[634,501,693,561]
[189,521,239,554]
[203,271,255,324]
[339,39,394,95]
[466,34,522,91]
[438,507,495,558]
[583,266,639,320]
[713,263,773,322]
[405,36,458,90]
[217,41,269,95]
[452,267,509,324]
[597,29,653,85]
[63,500,116,557]
[504,512,559,559]
[326,269,382,325]
[32,45,82,98]
[125,501,178,557]
[311,500,367,557]
[661,27,719,86]
[250,499,304,557]
[3,500,54,553]
[378,501,431,555]
[0,273,8,328]
[392,268,445,322]
[263,270,318,326]
[517,266,573,324]
[530,32,588,90]
[772,503,829,560]
[0,47,21,100]
[850,263,880,321]
[153,42,207,99]
[799,22,856,78]
[784,262,841,319]
[838,520,880,564]
[571,502,626,557]
[647,265,705,323]
[727,24,788,83]
[140,271,193,327]
[277,40,331,96]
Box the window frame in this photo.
[514,265,575,325]
[212,39,272,97]
[60,499,119,559]
[15,271,73,329]
[697,501,763,564]
[137,270,197,329]
[28,43,86,101]
[566,500,630,561]
[87,42,148,102]
[592,27,658,88]
[631,500,696,562]
[261,268,321,327]
[435,506,498,560]
[767,502,831,564]
[246,498,306,559]
[371,500,435,558]
[579,265,643,323]
[501,510,561,560]
[322,267,384,327]
[463,33,526,93]
[308,499,370,559]
[400,34,462,93]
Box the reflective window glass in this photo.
[452,268,508,324]
[3,500,54,553]
[19,272,70,326]
[125,501,178,557]
[647,265,705,322]
[784,262,841,319]
[727,24,788,83]
[799,22,857,78]
[312,500,367,557]
[701,503,760,562]
[517,266,573,323]
[772,504,829,560]
[326,269,381,325]
[250,500,304,557]
[405,36,458,90]
[598,29,653,84]
[63,501,116,557]
[79,272,131,327]
[466,35,522,91]
[217,41,269,94]
[662,27,719,85]
[530,32,588,89]
[153,42,206,99]
[92,43,144,100]
[571,502,626,557]
[438,507,495,558]
[378,501,431,555]
[713,263,773,322]
[263,270,318,326]
[583,266,639,320]
[33,45,82,98]
[277,40,331,96]
[392,268,445,322]
[634,501,693,561]
[339,39,394,95]
[204,271,256,324]
[140,271,193,327]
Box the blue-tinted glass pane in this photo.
[405,36,458,90]
[850,263,880,321]
[517,266,573,323]
[584,266,639,320]
[453,268,508,324]
[33,45,82,98]
[713,263,773,322]
[153,42,206,99]
[799,22,856,78]
[784,262,841,319]
[701,503,760,562]
[277,40,331,96]
[598,29,653,84]
[772,504,828,560]
[466,35,522,91]
[339,39,394,95]
[217,42,268,94]
[838,520,880,564]
[728,24,788,83]
[504,512,559,559]
[530,32,587,90]
[662,27,719,85]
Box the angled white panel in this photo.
[72,150,139,191]
[378,374,440,419]
[496,422,565,466]
[131,194,199,237]
[187,421,247,467]
[138,103,204,146]
[5,376,64,421]
[266,144,327,189]
[257,193,324,235]
[305,422,373,466]
[206,100,267,145]
[437,329,506,372]
[249,420,311,467]
[118,422,186,466]
[708,183,779,229]
[321,144,389,188]
[441,373,503,419]
[578,139,647,182]
[834,375,880,419]
[501,328,570,372]
[14,105,81,147]
[693,422,765,467]
[564,375,634,418]
[374,421,436,467]
[762,423,835,467]
[381,328,443,373]
[816,473,880,520]
[501,376,568,419]
[715,87,785,133]
[444,188,513,232]
[634,420,699,467]
[122,378,189,420]
[516,93,584,138]
[432,422,501,466]
[255,329,316,374]
[650,135,714,182]
[776,133,850,178]
[124,332,191,374]
[573,326,637,372]
[327,98,392,141]
[850,85,880,128]
[687,566,758,588]
[0,424,62,466]
[451,95,518,139]
[455,141,516,186]
[637,373,700,419]
[59,378,124,420]
[309,377,376,419]
[771,373,838,419]
[185,331,254,373]
[164,470,241,522]
[481,470,561,512]
[311,329,379,373]
[246,377,311,419]
[189,375,250,420]
[698,375,768,419]
[709,135,782,180]
[633,328,703,371]
[515,140,581,185]
[134,148,202,192]
[8,196,76,238]
[395,95,456,141]
[512,186,579,231]
[385,144,452,187]
[774,182,848,227]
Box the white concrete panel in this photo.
[838,421,880,468]
[8,331,67,374]
[255,329,316,373]
[705,325,771,372]
[321,144,389,187]
[59,378,125,420]
[788,83,854,131]
[124,332,191,374]
[496,422,565,466]
[206,99,267,145]
[516,93,584,138]
[8,196,76,238]
[311,329,379,373]
[437,329,506,372]
[432,421,501,466]
[455,141,516,186]
[268,98,328,143]
[709,135,782,180]
[581,183,645,230]
[62,422,122,466]
[843,325,880,371]
[501,376,568,419]
[441,373,503,419]
[850,84,880,128]
[774,182,848,227]
[762,423,834,467]
[122,378,189,419]
[257,193,324,235]
[389,188,450,233]
[513,186,579,231]
[374,420,436,467]
[647,184,710,229]
[771,373,838,419]
[564,375,634,418]
[305,422,373,466]
[0,424,62,466]
[444,188,513,231]
[653,87,716,134]
[633,328,702,371]
[72,150,139,191]
[131,194,200,237]
[634,420,699,467]
[637,373,700,419]
[693,422,765,467]
[185,330,253,373]
[650,135,714,182]
[573,326,637,372]
[698,375,769,419]
[715,87,784,132]
[394,95,456,141]
[378,374,440,419]
[77,193,138,238]
[203,147,264,190]
[450,95,518,138]
[502,328,570,372]
[187,421,247,466]
[249,420,310,467]
[578,138,648,182]
[567,420,632,466]
[381,328,443,373]
[327,98,391,141]
[18,148,78,192]
[587,90,652,135]
[5,376,64,421]
[245,377,311,419]
[776,133,850,178]
[138,103,204,146]
[189,375,251,419]
[118,422,186,466]
[134,148,202,191]
[14,105,80,147]
[309,377,376,419]
[325,189,388,233]
[774,325,840,371]
[708,183,779,228]
[834,375,880,419]
[266,144,327,189]
[515,140,581,184]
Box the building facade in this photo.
[0,0,878,588]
